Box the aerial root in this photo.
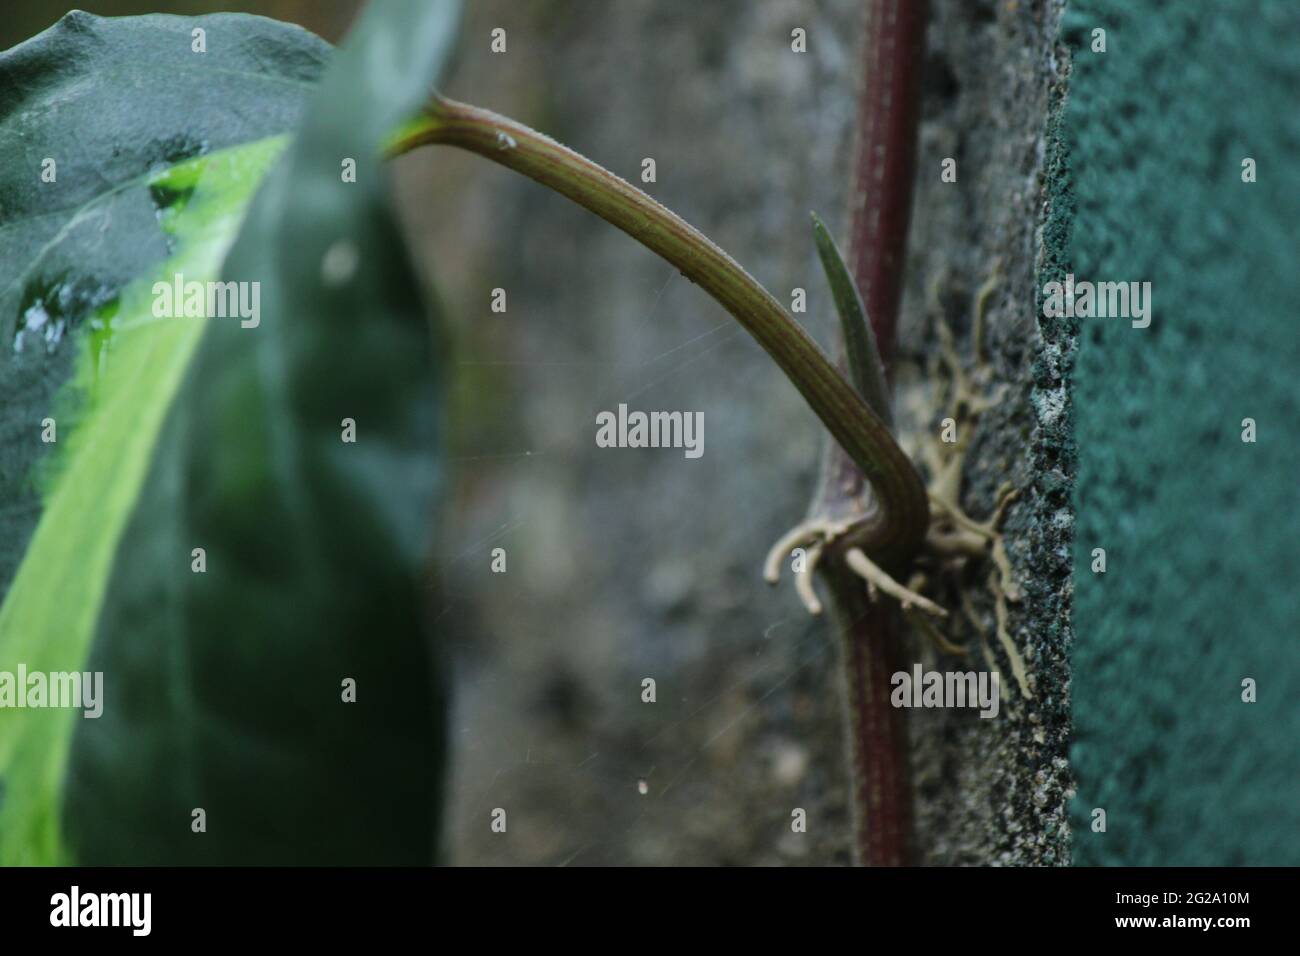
[844,548,948,618]
[764,261,1031,671]
[793,541,826,615]
[762,517,855,616]
[904,606,969,657]
[763,517,950,620]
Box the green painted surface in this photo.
[1063,2,1300,864]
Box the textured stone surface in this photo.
[897,0,1073,866]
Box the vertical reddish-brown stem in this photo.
[828,566,913,866]
[847,0,928,377]
[825,0,927,866]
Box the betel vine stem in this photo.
[390,95,929,565]
[827,0,929,866]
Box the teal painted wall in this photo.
[1064,1,1300,864]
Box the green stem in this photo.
[391,95,928,561]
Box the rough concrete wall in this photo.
[397,0,1074,865]
[898,0,1074,866]
[1062,0,1300,865]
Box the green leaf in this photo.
[811,212,894,429]
[58,0,460,865]
[0,10,330,603]
[0,11,329,866]
[0,140,293,865]
[1,0,462,863]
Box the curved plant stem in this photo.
[390,95,928,563]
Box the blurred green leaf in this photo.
[1,1,460,864]
[0,10,329,604]
[0,10,329,866]
[62,0,460,865]
[0,139,295,865]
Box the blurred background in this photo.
[5,1,1080,865]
